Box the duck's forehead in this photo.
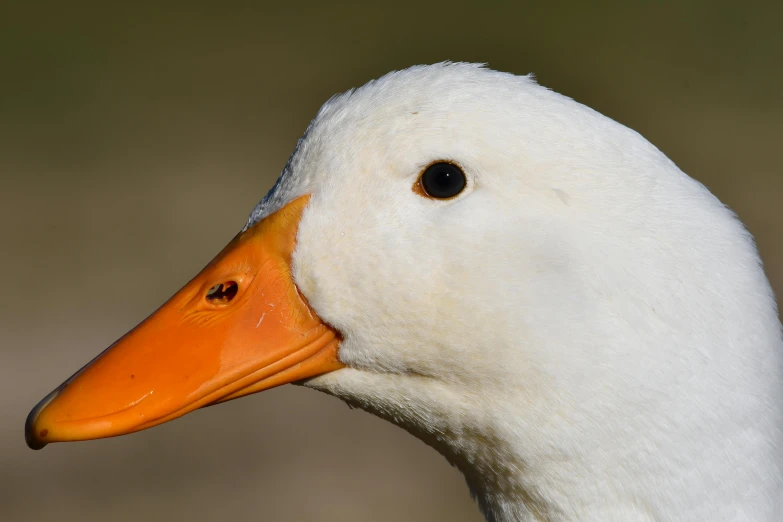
[244,63,540,228]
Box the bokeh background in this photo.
[2,2,781,521]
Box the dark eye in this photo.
[418,162,467,199]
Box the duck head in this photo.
[26,63,783,521]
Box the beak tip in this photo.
[25,411,48,450]
[25,432,48,451]
[25,387,62,450]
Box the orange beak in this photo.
[25,195,343,450]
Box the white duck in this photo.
[26,63,783,521]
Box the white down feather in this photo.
[246,63,783,522]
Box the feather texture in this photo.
[248,63,783,521]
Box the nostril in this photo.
[206,281,238,304]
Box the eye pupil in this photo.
[420,162,467,199]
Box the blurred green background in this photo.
[1,2,781,521]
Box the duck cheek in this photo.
[25,195,343,450]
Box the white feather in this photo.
[248,63,783,522]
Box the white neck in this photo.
[309,337,783,522]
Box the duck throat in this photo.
[306,369,595,521]
[306,367,783,522]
